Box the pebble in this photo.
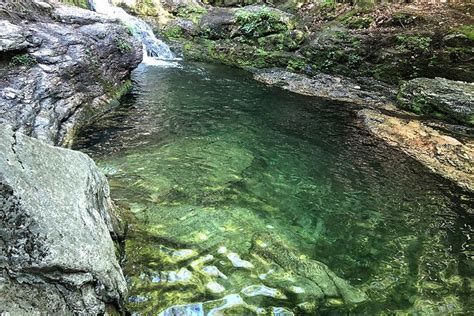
[202,265,228,279]
[206,281,226,294]
[208,294,245,315]
[241,284,287,299]
[289,286,305,294]
[217,246,227,254]
[272,307,295,316]
[190,254,214,269]
[171,249,197,261]
[227,252,254,269]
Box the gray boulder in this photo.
[0,4,142,146]
[397,77,474,125]
[0,125,126,314]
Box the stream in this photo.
[73,62,472,314]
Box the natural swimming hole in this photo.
[73,62,472,314]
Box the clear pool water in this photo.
[74,62,473,315]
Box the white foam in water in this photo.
[88,0,181,66]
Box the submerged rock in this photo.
[252,232,367,305]
[206,281,226,294]
[0,125,126,314]
[202,265,228,279]
[397,77,474,125]
[241,284,287,299]
[0,2,142,145]
[358,109,474,192]
[227,252,254,269]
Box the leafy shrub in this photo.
[287,58,307,72]
[396,35,432,54]
[10,54,36,67]
[235,9,288,38]
[116,38,133,54]
[164,26,183,39]
[457,25,474,41]
[342,16,373,29]
[391,12,418,27]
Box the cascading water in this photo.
[88,0,179,65]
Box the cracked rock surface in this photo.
[0,2,142,145]
[0,124,126,314]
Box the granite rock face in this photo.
[0,2,142,146]
[0,125,126,314]
[253,68,395,106]
[397,77,474,125]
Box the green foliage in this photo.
[396,35,432,54]
[176,6,206,23]
[286,58,307,72]
[59,0,89,9]
[85,48,100,68]
[121,22,135,36]
[163,26,183,39]
[235,8,288,38]
[257,30,306,51]
[116,38,133,54]
[342,16,373,29]
[391,12,418,27]
[135,0,159,16]
[9,54,36,67]
[456,25,474,41]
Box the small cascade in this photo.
[88,0,178,64]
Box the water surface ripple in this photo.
[74,63,473,315]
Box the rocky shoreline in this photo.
[0,0,472,314]
[253,68,473,193]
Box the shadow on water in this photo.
[74,62,473,315]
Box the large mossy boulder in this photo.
[0,125,126,314]
[199,5,297,40]
[397,77,474,125]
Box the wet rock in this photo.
[206,294,248,314]
[253,68,396,106]
[164,268,193,283]
[171,249,199,262]
[272,307,294,316]
[252,233,367,305]
[0,21,35,52]
[241,284,287,299]
[397,77,474,125]
[0,3,142,145]
[202,265,228,279]
[0,125,126,314]
[190,254,215,269]
[206,281,226,294]
[227,252,254,269]
[158,294,256,315]
[358,109,474,192]
[159,302,204,316]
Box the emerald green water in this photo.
[74,63,473,315]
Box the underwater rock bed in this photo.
[74,63,473,314]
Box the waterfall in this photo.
[88,0,178,64]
